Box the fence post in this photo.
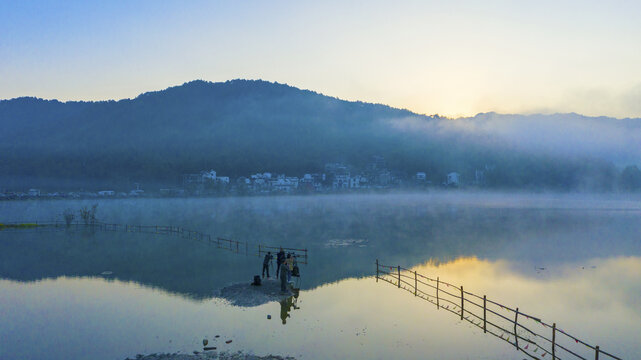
[595,346,599,360]
[397,266,401,288]
[460,286,464,320]
[258,244,261,255]
[483,295,487,333]
[436,277,440,309]
[514,308,519,350]
[414,271,417,296]
[376,259,379,282]
[552,323,556,359]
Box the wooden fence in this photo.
[376,260,621,360]
[0,221,308,264]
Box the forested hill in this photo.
[0,79,634,191]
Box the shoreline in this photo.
[129,351,295,360]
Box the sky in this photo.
[1,0,640,118]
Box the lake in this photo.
[1,192,640,359]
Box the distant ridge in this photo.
[0,79,637,191]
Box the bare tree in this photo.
[79,204,98,225]
[63,208,75,227]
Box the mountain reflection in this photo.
[1,255,639,360]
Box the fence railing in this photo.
[0,221,308,264]
[375,260,621,360]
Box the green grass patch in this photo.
[0,223,40,230]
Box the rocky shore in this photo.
[217,278,295,307]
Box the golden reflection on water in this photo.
[406,256,641,358]
[1,256,639,360]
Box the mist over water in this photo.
[2,192,641,283]
[1,192,640,359]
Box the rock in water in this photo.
[203,339,208,346]
[267,315,272,319]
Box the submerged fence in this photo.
[0,221,308,264]
[375,260,621,360]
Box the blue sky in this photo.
[1,0,640,118]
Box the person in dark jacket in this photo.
[276,248,285,276]
[262,251,273,278]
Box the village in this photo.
[0,157,482,200]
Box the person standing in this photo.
[276,248,285,276]
[262,251,273,278]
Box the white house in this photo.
[286,177,299,188]
[202,170,217,180]
[447,172,460,186]
[28,189,40,196]
[98,190,115,196]
[416,172,426,181]
[333,174,350,189]
[271,177,298,193]
[349,175,368,189]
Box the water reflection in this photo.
[378,257,641,359]
[1,194,640,358]
[1,256,638,360]
[279,289,300,325]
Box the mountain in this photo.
[0,79,637,191]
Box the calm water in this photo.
[1,193,640,359]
